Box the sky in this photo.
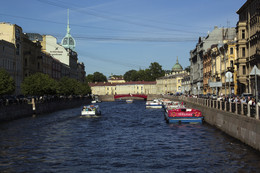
[0,0,246,77]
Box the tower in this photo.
[61,9,76,51]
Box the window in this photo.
[242,30,245,39]
[242,47,246,57]
[24,58,27,67]
[230,48,233,54]
[230,60,233,67]
[243,65,246,75]
[16,44,20,55]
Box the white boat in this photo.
[126,99,133,103]
[146,99,163,109]
[81,105,101,117]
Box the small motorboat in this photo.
[146,99,163,109]
[126,99,133,103]
[81,105,101,117]
[165,108,203,124]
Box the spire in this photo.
[61,8,76,51]
[67,9,70,34]
[176,56,179,63]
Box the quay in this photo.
[162,95,260,152]
[0,97,90,122]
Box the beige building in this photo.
[205,41,238,96]
[236,0,260,95]
[108,75,125,83]
[156,58,187,94]
[0,23,23,94]
[89,81,157,96]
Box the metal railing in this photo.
[180,96,259,120]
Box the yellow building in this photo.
[156,57,187,94]
[203,41,238,96]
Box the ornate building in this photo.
[190,26,236,95]
[156,57,187,94]
[236,0,260,95]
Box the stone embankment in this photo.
[0,98,90,122]
[163,95,260,152]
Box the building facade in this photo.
[0,23,23,94]
[236,0,260,96]
[190,26,236,95]
[89,81,157,96]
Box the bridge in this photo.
[114,94,147,99]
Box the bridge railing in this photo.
[179,96,259,120]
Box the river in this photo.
[1,100,260,172]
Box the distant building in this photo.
[156,57,187,94]
[89,81,157,95]
[108,75,125,83]
[190,26,236,95]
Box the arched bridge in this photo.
[114,94,147,99]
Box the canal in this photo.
[1,100,260,172]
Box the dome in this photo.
[172,57,183,72]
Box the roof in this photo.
[172,57,183,72]
[89,81,156,87]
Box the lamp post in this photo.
[250,65,260,103]
[226,71,232,98]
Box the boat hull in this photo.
[165,116,203,124]
[164,108,203,124]
[146,105,163,109]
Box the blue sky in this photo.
[0,0,246,77]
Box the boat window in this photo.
[181,109,186,112]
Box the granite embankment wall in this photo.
[163,95,260,151]
[0,98,90,122]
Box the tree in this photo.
[124,70,138,81]
[85,74,94,83]
[184,66,190,73]
[0,68,15,95]
[93,72,107,82]
[149,62,165,80]
[21,73,57,96]
[57,77,77,96]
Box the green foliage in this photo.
[86,72,107,83]
[184,66,190,73]
[21,73,57,96]
[93,72,107,82]
[85,74,94,83]
[149,62,165,80]
[123,70,138,81]
[57,77,77,96]
[123,62,165,81]
[0,68,15,95]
